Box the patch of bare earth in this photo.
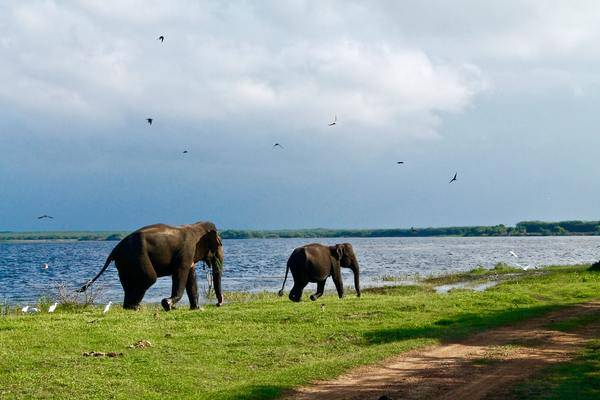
[282,301,600,400]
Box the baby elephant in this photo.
[278,243,361,302]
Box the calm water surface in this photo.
[1,236,599,305]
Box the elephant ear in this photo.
[330,244,343,260]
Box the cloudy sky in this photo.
[1,0,600,231]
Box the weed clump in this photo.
[589,261,600,272]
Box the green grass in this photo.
[1,266,599,400]
[424,262,526,285]
[512,339,600,399]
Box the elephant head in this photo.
[331,243,361,297]
[194,222,224,305]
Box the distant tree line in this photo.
[1,220,600,241]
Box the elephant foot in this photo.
[123,303,140,310]
[310,294,318,301]
[161,298,173,312]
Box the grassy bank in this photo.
[1,266,599,399]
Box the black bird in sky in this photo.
[146,118,153,125]
[37,215,54,220]
[273,143,284,149]
[157,35,164,43]
[449,172,458,183]
[328,115,337,126]
[397,161,404,165]
[182,150,189,154]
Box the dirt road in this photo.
[282,302,599,400]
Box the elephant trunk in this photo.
[210,245,224,306]
[212,266,223,306]
[352,262,361,297]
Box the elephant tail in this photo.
[77,252,114,292]
[278,260,291,297]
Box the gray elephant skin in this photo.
[78,221,224,311]
[278,243,361,302]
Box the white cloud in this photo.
[0,0,488,139]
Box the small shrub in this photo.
[589,261,600,271]
[469,266,488,275]
[55,282,105,309]
[493,262,521,273]
[0,298,9,317]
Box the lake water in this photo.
[1,236,599,305]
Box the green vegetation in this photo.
[0,231,128,241]
[424,262,526,285]
[1,266,599,399]
[512,340,600,399]
[2,220,600,241]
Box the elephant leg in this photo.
[310,280,326,301]
[289,280,307,302]
[162,266,191,311]
[185,266,199,309]
[331,265,345,299]
[118,258,157,310]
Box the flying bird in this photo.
[48,303,58,313]
[146,118,153,125]
[509,251,518,258]
[449,172,458,183]
[42,263,49,270]
[397,161,404,165]
[37,215,54,220]
[157,35,164,42]
[103,301,112,314]
[182,150,189,154]
[328,115,337,126]
[273,143,284,149]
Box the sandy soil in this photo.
[282,301,600,400]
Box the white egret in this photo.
[103,301,112,314]
[48,303,58,313]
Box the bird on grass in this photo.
[273,143,284,149]
[21,306,39,313]
[103,301,112,314]
[146,118,153,125]
[157,35,164,43]
[516,262,533,271]
[48,303,58,313]
[37,215,53,220]
[328,115,337,126]
[449,172,458,183]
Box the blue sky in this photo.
[1,1,600,231]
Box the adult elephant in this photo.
[278,243,361,302]
[78,221,224,311]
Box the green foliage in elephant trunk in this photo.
[206,247,224,273]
